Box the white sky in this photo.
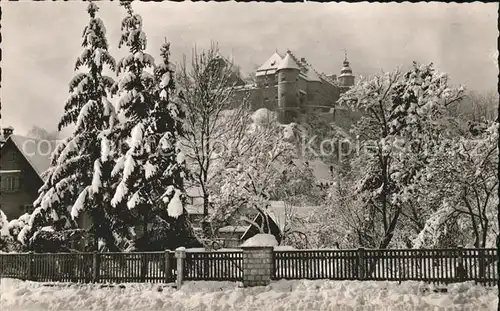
[1,1,498,136]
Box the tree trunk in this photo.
[365,208,402,278]
[202,194,210,238]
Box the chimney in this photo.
[300,57,306,64]
[2,126,14,139]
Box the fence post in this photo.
[358,248,365,280]
[164,250,171,283]
[241,246,274,287]
[26,252,33,281]
[175,247,186,289]
[92,251,100,283]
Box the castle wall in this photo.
[277,69,300,124]
[231,53,353,123]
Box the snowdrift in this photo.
[1,278,497,311]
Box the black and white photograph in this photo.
[0,1,498,310]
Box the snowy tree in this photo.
[449,90,498,123]
[18,2,120,252]
[108,2,198,251]
[176,43,252,237]
[413,121,498,249]
[337,62,464,250]
[0,210,14,251]
[1,213,30,252]
[208,109,319,243]
[0,210,9,237]
[305,170,368,249]
[411,121,498,280]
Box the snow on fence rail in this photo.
[0,247,497,286]
[274,248,498,286]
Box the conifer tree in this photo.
[110,2,198,250]
[19,2,121,251]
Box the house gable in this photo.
[0,138,44,221]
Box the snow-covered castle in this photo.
[233,49,356,124]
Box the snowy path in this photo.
[0,278,497,311]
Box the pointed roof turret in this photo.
[277,51,300,71]
[339,50,353,77]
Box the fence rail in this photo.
[273,248,498,286]
[0,247,497,286]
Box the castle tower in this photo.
[338,52,355,92]
[276,51,300,124]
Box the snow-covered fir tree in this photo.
[109,2,199,251]
[18,2,121,252]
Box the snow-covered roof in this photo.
[277,53,300,71]
[339,59,354,77]
[2,135,59,181]
[256,52,283,72]
[255,50,338,87]
[301,68,322,82]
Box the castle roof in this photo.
[277,52,300,71]
[256,50,339,87]
[257,51,283,73]
[339,58,353,77]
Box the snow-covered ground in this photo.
[1,278,497,311]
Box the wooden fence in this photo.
[0,251,178,284]
[274,248,498,286]
[184,251,243,281]
[0,247,498,286]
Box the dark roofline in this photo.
[0,137,44,183]
[2,135,58,181]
